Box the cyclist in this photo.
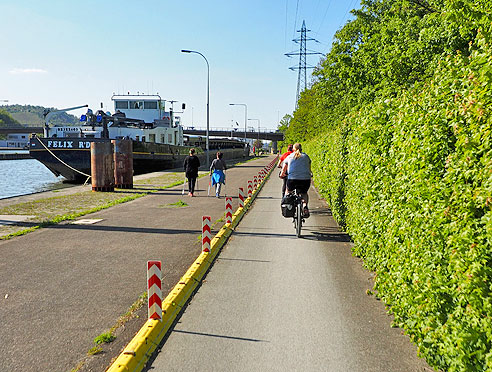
[277,144,294,196]
[280,143,311,218]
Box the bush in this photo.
[308,29,492,371]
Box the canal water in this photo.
[0,150,70,199]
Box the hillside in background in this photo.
[0,109,20,128]
[0,105,79,126]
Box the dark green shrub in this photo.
[307,29,492,371]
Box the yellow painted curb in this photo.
[107,156,278,372]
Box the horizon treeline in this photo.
[0,104,78,126]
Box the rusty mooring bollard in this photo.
[91,141,114,192]
[112,139,133,189]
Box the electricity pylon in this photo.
[285,20,322,109]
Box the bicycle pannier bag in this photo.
[281,193,296,218]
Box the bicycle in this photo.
[281,187,306,237]
[291,189,305,238]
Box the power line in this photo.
[323,0,359,53]
[284,0,289,50]
[292,0,300,41]
[337,0,358,31]
[316,0,333,35]
[313,0,322,20]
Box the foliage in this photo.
[277,114,292,150]
[87,346,103,355]
[93,332,115,345]
[277,114,292,132]
[289,0,492,370]
[253,139,263,150]
[304,125,349,225]
[0,109,20,127]
[285,0,485,145]
[109,292,147,334]
[0,193,145,241]
[341,34,492,370]
[0,104,79,126]
[166,200,189,208]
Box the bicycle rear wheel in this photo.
[296,201,302,237]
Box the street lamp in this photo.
[181,49,210,168]
[229,103,247,144]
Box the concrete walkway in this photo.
[0,156,273,372]
[147,174,432,371]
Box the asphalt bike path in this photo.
[0,156,273,372]
[148,174,432,371]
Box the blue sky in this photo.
[0,0,361,130]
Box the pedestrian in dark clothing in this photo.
[183,148,200,196]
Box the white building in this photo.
[0,133,30,148]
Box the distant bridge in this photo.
[0,126,284,142]
[0,126,43,134]
[183,128,283,142]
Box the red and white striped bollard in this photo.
[247,180,252,198]
[238,187,245,208]
[202,216,211,252]
[147,260,162,320]
[225,197,233,224]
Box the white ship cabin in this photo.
[48,94,184,146]
[113,94,165,123]
[111,94,183,145]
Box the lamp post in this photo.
[181,49,210,168]
[229,103,247,144]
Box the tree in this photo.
[0,109,20,127]
[277,114,292,132]
[0,104,79,125]
[253,139,263,151]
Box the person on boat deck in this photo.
[183,148,200,197]
[210,151,227,198]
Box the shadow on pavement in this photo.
[230,165,267,169]
[48,223,202,235]
[218,257,271,263]
[255,196,281,200]
[301,227,352,242]
[172,329,269,343]
[234,230,296,239]
[0,220,38,228]
[310,208,333,217]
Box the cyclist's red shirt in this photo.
[279,150,293,163]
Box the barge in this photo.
[29,94,247,182]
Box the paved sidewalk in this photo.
[147,174,432,371]
[0,156,273,372]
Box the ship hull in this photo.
[29,137,247,183]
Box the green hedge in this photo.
[305,126,349,226]
[307,30,492,371]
